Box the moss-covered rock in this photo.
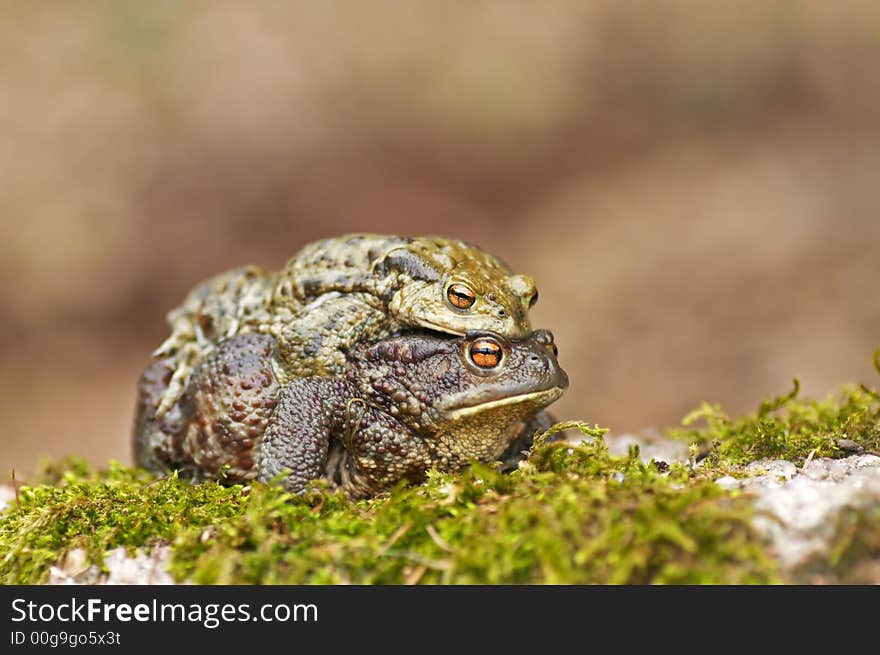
[2,351,878,584]
[0,428,778,584]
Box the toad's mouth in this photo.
[442,387,565,422]
[415,318,467,336]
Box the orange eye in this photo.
[469,338,503,369]
[447,283,476,310]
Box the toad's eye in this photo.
[447,283,476,310]
[469,338,503,369]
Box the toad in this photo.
[134,329,567,498]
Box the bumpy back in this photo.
[272,233,537,338]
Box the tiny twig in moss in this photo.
[803,448,817,467]
[11,469,20,510]
[377,523,412,557]
[858,384,880,402]
[404,565,428,585]
[758,378,800,417]
[859,349,880,401]
[425,524,454,553]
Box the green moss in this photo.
[0,462,246,584]
[0,425,779,585]
[668,379,880,468]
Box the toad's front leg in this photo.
[257,377,339,493]
[336,405,433,498]
[498,410,563,472]
[259,380,431,498]
[273,292,392,379]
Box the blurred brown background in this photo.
[2,1,879,477]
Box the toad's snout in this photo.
[525,330,569,390]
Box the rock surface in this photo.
[47,546,176,585]
[0,485,16,511]
[601,429,690,465]
[590,431,880,582]
[716,454,880,573]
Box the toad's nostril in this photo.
[497,309,507,318]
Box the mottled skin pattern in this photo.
[151,234,538,418]
[134,333,281,481]
[135,330,567,498]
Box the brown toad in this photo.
[134,329,567,497]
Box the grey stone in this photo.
[714,476,740,490]
[599,429,690,465]
[47,546,176,585]
[744,459,798,481]
[0,485,16,512]
[800,459,830,481]
[742,454,880,570]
